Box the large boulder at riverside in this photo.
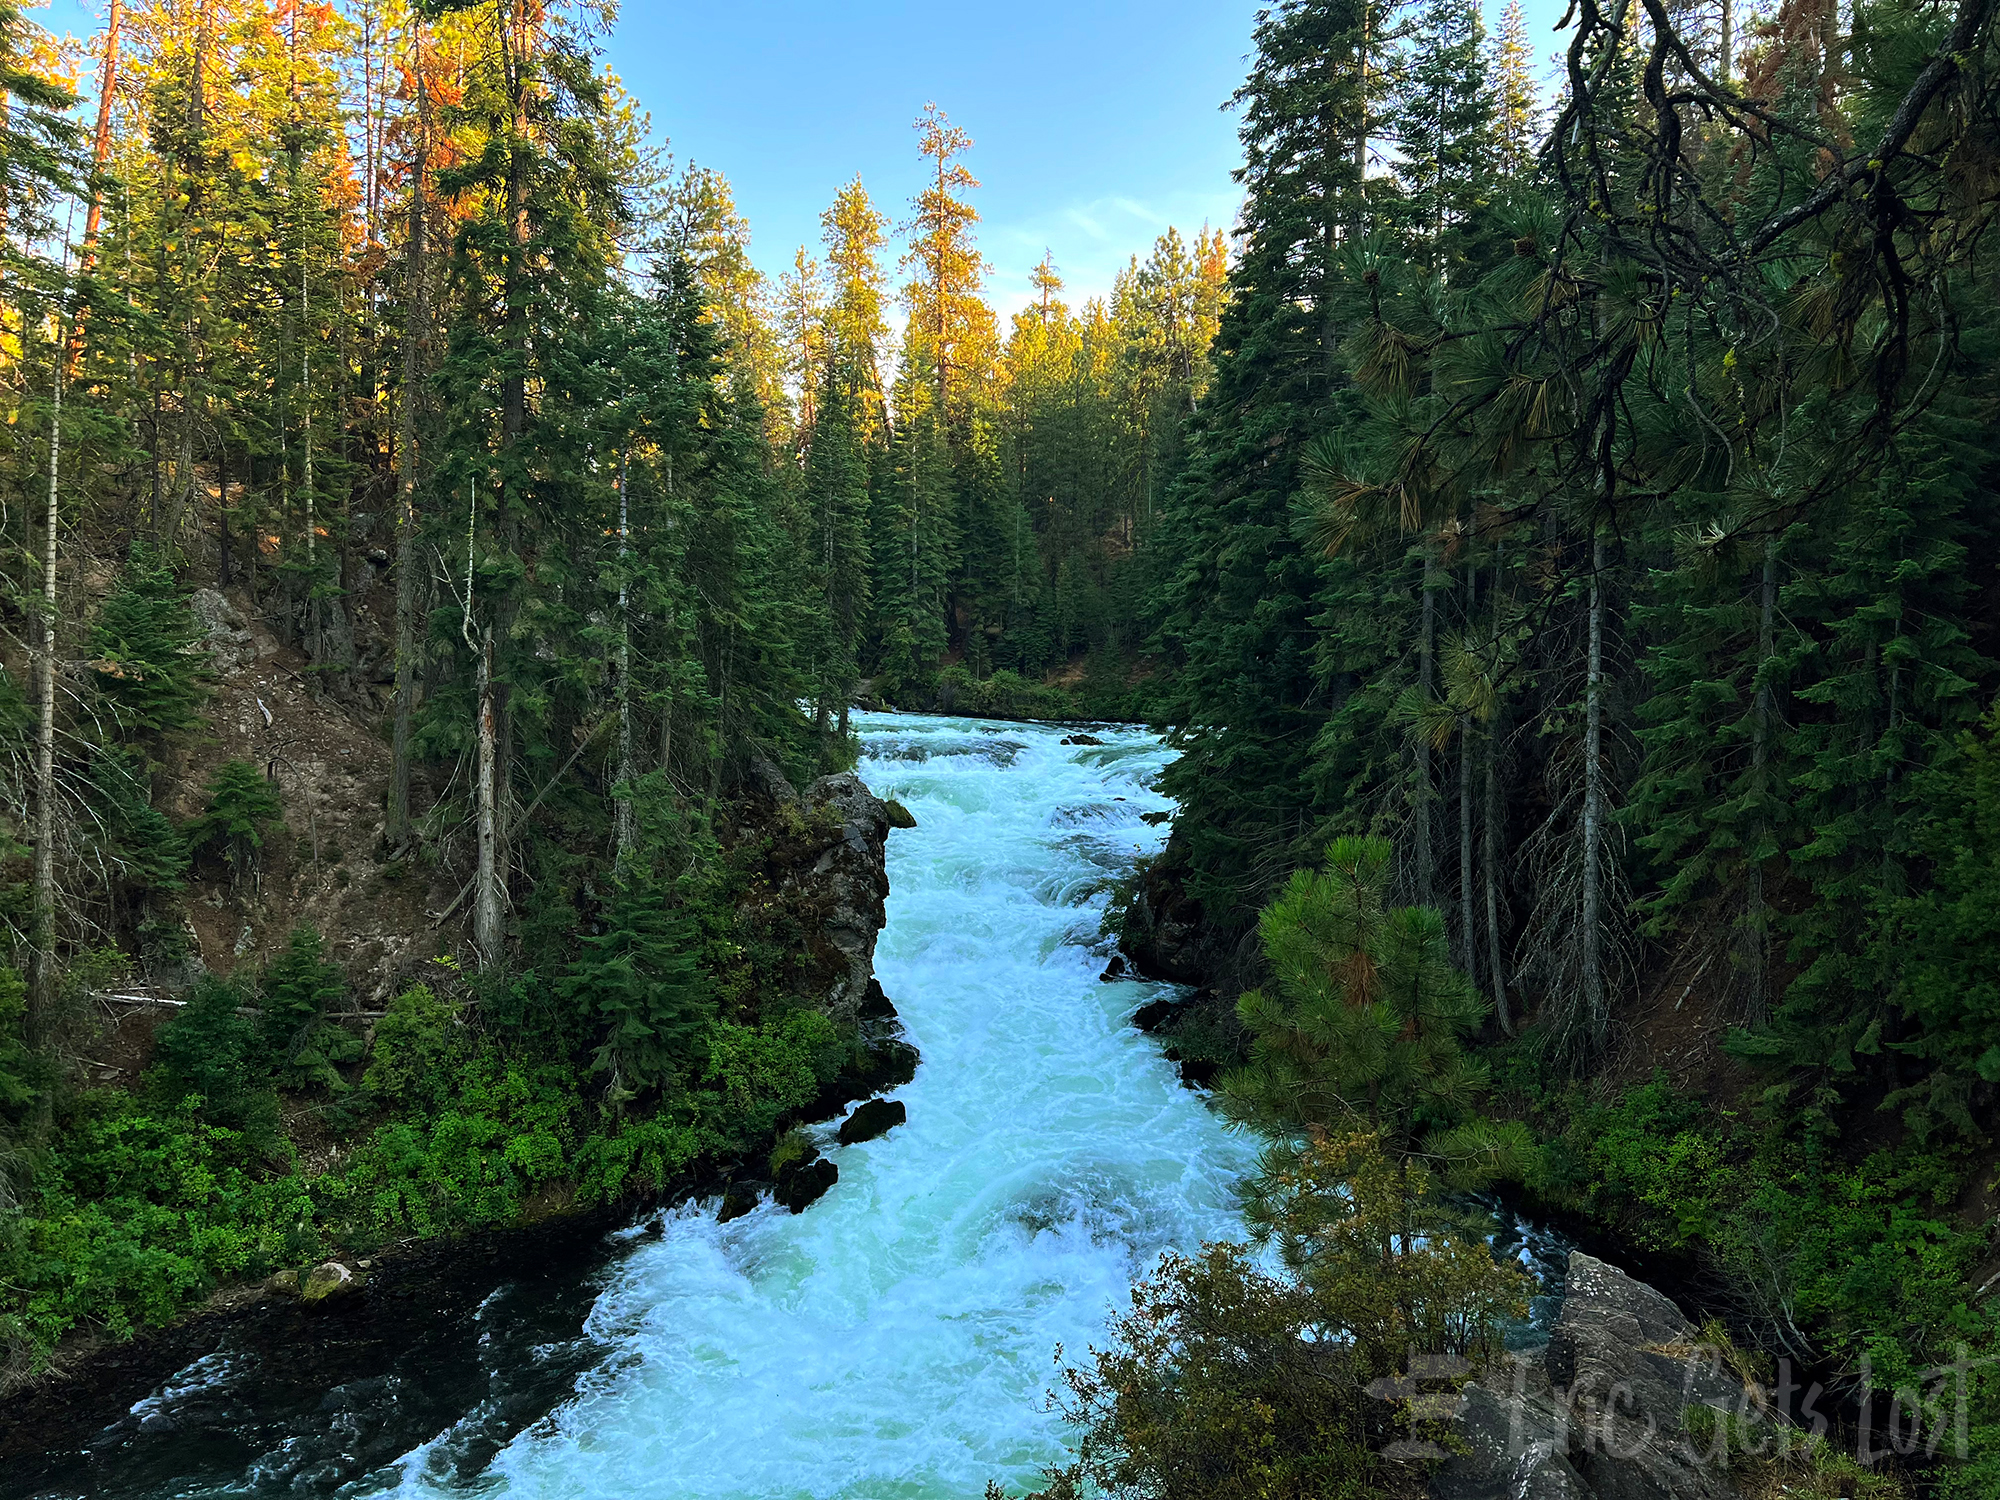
[775,1145,838,1215]
[1118,837,1236,988]
[732,757,893,1027]
[1429,1253,1753,1500]
[298,1260,366,1305]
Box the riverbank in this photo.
[868,658,1165,726]
[0,762,911,1412]
[1113,836,2000,1498]
[0,1003,921,1489]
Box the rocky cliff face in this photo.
[1432,1253,1758,1500]
[1117,832,1261,993]
[728,756,893,1027]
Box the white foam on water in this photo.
[391,712,1255,1499]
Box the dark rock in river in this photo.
[1060,733,1105,746]
[885,798,918,829]
[1098,954,1128,981]
[778,1157,838,1215]
[838,1098,906,1146]
[717,1184,764,1223]
[1429,1252,1755,1500]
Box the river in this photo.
[13,712,1260,1499]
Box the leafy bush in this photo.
[0,964,35,1124]
[2,1097,315,1351]
[698,1010,840,1149]
[362,984,465,1113]
[336,1052,583,1235]
[145,978,278,1140]
[1549,1077,1982,1389]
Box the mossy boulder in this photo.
[299,1260,361,1303]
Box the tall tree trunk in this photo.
[486,1,533,896]
[473,626,502,962]
[1459,717,1476,978]
[1484,555,1512,1032]
[1580,531,1608,1055]
[1355,0,1371,174]
[300,241,317,654]
[218,444,231,588]
[1745,533,1779,1025]
[30,325,64,1049]
[1413,548,1437,901]
[388,53,430,848]
[614,451,636,861]
[66,0,121,371]
[1484,725,1512,1034]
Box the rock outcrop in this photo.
[734,758,893,1028]
[1118,842,1226,988]
[798,771,894,1025]
[1430,1253,1755,1500]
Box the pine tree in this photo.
[426,0,628,965]
[1491,0,1538,176]
[820,174,892,442]
[88,545,212,741]
[1219,836,1490,1154]
[1147,0,1396,939]
[260,926,348,1082]
[1394,0,1495,255]
[777,245,826,452]
[802,370,873,732]
[559,863,713,1101]
[186,759,285,890]
[900,103,995,417]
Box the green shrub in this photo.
[362,984,465,1113]
[145,977,277,1140]
[2,1097,315,1350]
[699,1011,840,1149]
[0,964,35,1125]
[1550,1077,1982,1390]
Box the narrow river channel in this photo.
[13,713,1258,1500]
[422,713,1259,1498]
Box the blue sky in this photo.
[38,0,1573,317]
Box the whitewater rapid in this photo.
[394,712,1256,1497]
